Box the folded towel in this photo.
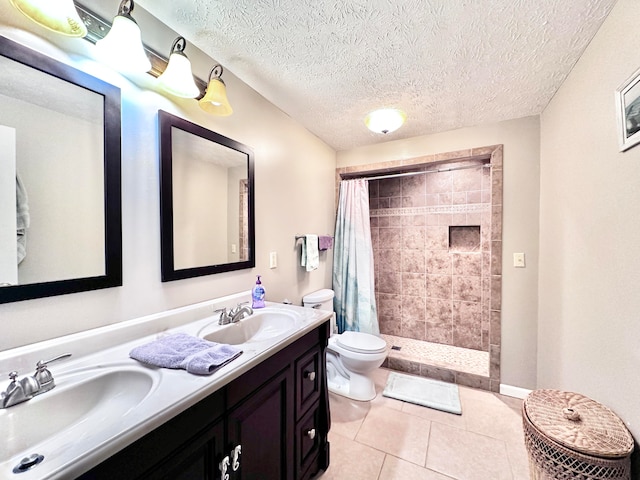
[129,333,243,375]
[300,234,319,271]
[318,235,333,251]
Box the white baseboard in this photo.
[499,384,532,399]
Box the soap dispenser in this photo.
[252,275,265,308]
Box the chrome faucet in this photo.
[215,302,253,325]
[229,302,253,323]
[1,353,71,409]
[215,307,233,325]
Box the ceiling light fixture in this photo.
[94,0,151,74]
[12,2,232,113]
[198,65,233,116]
[156,37,201,99]
[364,108,407,134]
[9,0,87,37]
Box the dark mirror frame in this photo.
[0,36,122,304]
[159,110,255,282]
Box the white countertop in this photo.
[0,292,331,480]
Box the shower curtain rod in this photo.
[347,163,490,182]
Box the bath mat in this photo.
[383,372,462,415]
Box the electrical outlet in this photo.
[513,252,526,268]
[269,251,277,269]
[231,244,237,254]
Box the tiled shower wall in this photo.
[369,162,492,352]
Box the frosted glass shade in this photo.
[9,0,87,37]
[364,108,406,134]
[199,78,233,116]
[157,53,200,99]
[95,15,150,73]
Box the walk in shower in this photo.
[336,145,503,392]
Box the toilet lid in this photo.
[336,331,387,354]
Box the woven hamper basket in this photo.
[523,390,634,480]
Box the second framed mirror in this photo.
[159,110,255,281]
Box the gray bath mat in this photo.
[383,372,462,415]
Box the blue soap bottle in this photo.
[252,275,265,308]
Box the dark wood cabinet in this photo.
[227,368,293,480]
[78,321,330,480]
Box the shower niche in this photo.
[449,226,481,252]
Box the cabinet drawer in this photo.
[296,405,321,479]
[295,347,321,419]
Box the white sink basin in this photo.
[201,308,301,345]
[0,366,158,463]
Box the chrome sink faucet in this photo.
[215,302,254,325]
[229,302,253,323]
[1,353,71,409]
[215,307,233,325]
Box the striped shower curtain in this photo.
[332,179,379,335]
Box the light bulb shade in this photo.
[9,0,87,37]
[365,108,407,134]
[95,15,151,73]
[157,37,200,98]
[199,66,233,116]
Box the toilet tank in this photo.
[302,289,334,311]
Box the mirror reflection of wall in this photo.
[0,125,17,286]
[0,53,105,285]
[171,127,249,269]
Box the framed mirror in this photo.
[159,110,255,282]
[0,36,122,304]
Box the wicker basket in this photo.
[522,389,634,480]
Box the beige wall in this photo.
[338,115,541,389]
[0,6,335,350]
[539,0,640,439]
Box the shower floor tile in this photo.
[381,334,489,377]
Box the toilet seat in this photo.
[336,331,387,354]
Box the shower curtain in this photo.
[332,179,379,335]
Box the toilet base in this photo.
[326,362,377,401]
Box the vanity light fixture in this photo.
[12,1,232,112]
[9,0,87,37]
[156,37,201,99]
[364,108,407,134]
[198,65,233,116]
[94,0,151,74]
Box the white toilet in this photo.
[302,289,388,401]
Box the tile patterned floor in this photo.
[317,368,530,480]
[381,335,489,377]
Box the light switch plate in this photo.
[513,252,526,268]
[269,251,277,269]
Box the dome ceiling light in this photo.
[364,108,406,134]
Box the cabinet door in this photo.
[227,368,294,480]
[151,419,225,480]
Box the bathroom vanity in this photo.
[0,295,331,480]
[79,323,330,480]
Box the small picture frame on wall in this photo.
[616,66,640,152]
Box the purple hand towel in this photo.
[129,332,242,375]
[318,235,333,251]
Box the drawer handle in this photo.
[219,456,230,480]
[304,371,316,381]
[231,444,242,472]
[306,428,316,440]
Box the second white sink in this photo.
[200,308,301,345]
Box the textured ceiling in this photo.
[136,0,617,151]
